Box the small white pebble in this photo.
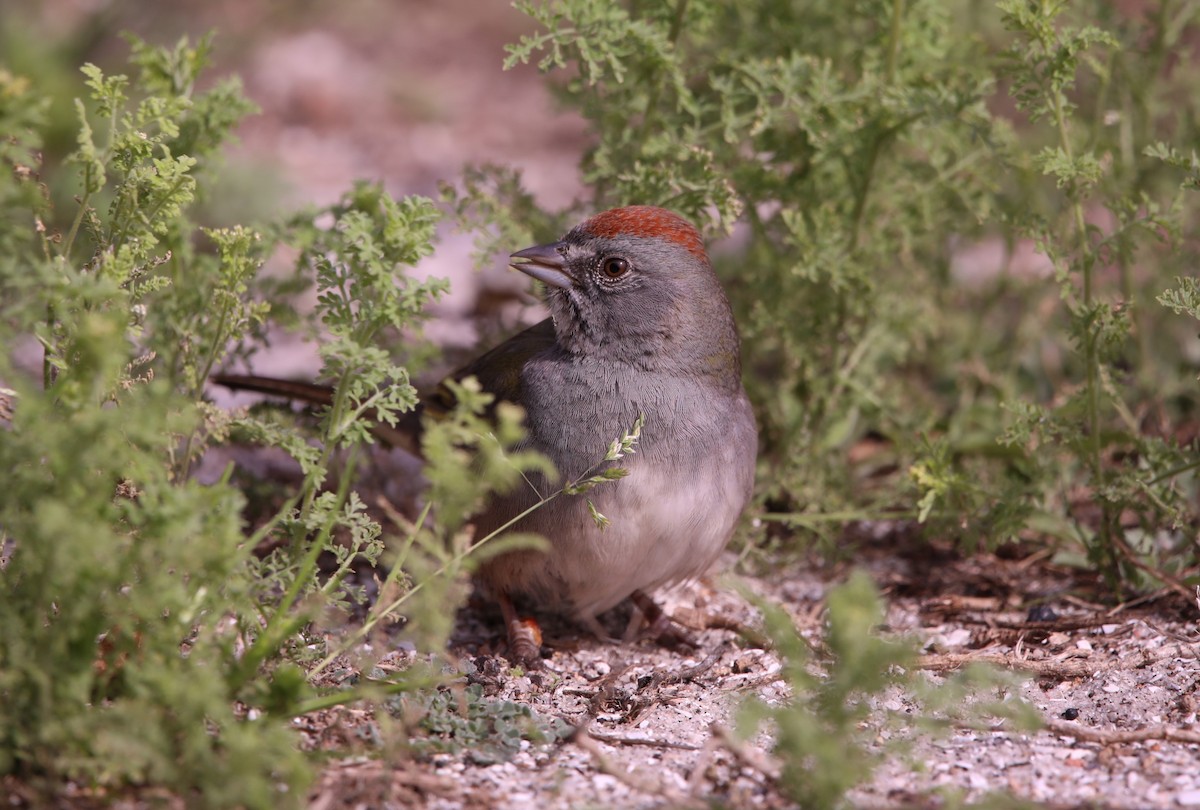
[583,660,611,680]
[1176,789,1200,807]
[594,774,620,791]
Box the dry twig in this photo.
[652,641,731,687]
[710,723,781,781]
[570,727,702,808]
[585,730,702,751]
[917,652,1101,680]
[1044,719,1200,745]
[686,735,724,793]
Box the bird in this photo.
[215,205,758,666]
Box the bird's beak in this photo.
[509,242,573,290]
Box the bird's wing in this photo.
[209,375,336,406]
[425,317,557,419]
[212,318,557,454]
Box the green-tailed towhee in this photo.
[216,205,758,665]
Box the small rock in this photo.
[583,660,610,680]
[928,628,972,650]
[732,654,757,673]
[1027,604,1058,622]
[593,774,620,791]
[1176,789,1200,806]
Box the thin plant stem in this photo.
[308,487,563,681]
[1049,82,1117,578]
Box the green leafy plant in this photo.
[0,36,306,806]
[0,34,553,806]
[395,683,571,765]
[984,0,1198,588]
[451,0,1200,588]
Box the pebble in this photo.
[1176,789,1200,807]
[583,660,611,680]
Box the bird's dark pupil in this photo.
[605,258,626,277]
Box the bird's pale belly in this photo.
[478,402,755,619]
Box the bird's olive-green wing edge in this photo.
[212,318,557,455]
[424,317,556,420]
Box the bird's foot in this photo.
[505,616,543,669]
[629,589,699,651]
[581,615,622,645]
[497,591,543,669]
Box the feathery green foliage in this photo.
[451,0,1200,586]
[0,36,307,805]
[737,573,1038,809]
[0,34,545,805]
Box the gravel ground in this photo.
[300,542,1200,809]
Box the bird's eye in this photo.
[600,257,630,280]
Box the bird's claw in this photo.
[504,614,544,669]
[629,589,699,650]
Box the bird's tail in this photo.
[211,373,423,455]
[211,374,336,406]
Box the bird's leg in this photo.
[629,590,698,650]
[581,614,621,645]
[496,590,543,669]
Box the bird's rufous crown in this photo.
[581,206,707,262]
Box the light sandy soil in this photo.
[301,542,1200,809]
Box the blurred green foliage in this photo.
[0,35,308,806]
[0,32,544,806]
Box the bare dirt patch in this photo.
[303,536,1200,809]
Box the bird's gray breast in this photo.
[520,353,726,477]
[503,351,757,616]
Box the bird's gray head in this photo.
[509,206,742,385]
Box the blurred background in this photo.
[1,0,589,368]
